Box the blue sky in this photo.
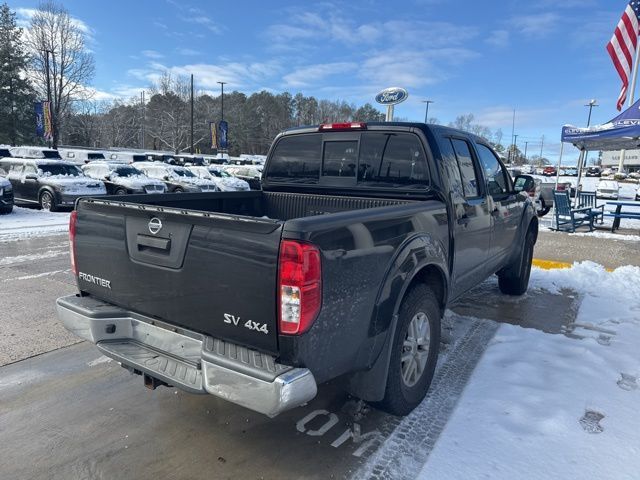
[9,0,634,163]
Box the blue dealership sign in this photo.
[218,120,228,149]
[34,102,45,137]
[375,87,409,106]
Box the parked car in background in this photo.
[586,166,602,177]
[563,167,578,176]
[105,151,148,164]
[135,162,218,192]
[82,162,166,195]
[596,180,620,199]
[224,165,262,190]
[542,166,557,176]
[514,174,549,217]
[0,146,13,159]
[60,148,106,164]
[0,175,14,214]
[10,146,61,160]
[188,165,251,191]
[144,153,178,164]
[0,159,106,211]
[174,154,207,167]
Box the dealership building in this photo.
[600,150,640,172]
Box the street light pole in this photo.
[421,100,434,124]
[524,141,528,161]
[190,74,194,154]
[217,81,226,122]
[513,134,519,164]
[585,99,598,127]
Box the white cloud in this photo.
[176,48,201,56]
[486,29,509,48]
[508,13,560,38]
[283,62,357,88]
[142,50,164,59]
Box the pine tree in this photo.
[0,3,36,145]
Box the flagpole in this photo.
[618,45,640,172]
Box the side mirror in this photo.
[513,175,534,193]
[104,175,111,181]
[163,175,170,181]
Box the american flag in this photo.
[607,1,640,110]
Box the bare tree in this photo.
[26,1,94,147]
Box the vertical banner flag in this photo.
[43,101,53,141]
[607,1,640,110]
[34,102,45,137]
[218,120,228,150]
[210,121,218,149]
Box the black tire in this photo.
[39,190,57,212]
[0,206,12,215]
[375,284,441,416]
[173,187,184,193]
[498,228,535,295]
[537,197,550,217]
[114,188,127,195]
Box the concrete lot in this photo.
[0,229,633,479]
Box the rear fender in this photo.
[347,234,449,402]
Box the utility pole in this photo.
[539,135,544,161]
[583,100,598,169]
[524,141,528,161]
[421,100,434,123]
[190,74,194,154]
[140,91,145,149]
[513,134,519,164]
[508,109,516,164]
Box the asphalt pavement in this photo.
[0,227,625,479]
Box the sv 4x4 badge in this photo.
[223,313,269,334]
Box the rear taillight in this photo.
[318,122,367,131]
[278,240,322,335]
[69,210,78,275]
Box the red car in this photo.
[543,166,557,176]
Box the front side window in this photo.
[323,141,358,177]
[451,139,481,198]
[476,144,509,196]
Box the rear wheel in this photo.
[376,284,441,416]
[39,191,57,212]
[498,229,535,295]
[115,188,127,195]
[537,197,550,217]
[173,187,184,193]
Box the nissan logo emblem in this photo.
[148,217,163,235]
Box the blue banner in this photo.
[34,102,45,137]
[218,120,228,150]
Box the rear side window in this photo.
[476,144,509,196]
[451,139,480,198]
[268,134,321,183]
[358,133,428,188]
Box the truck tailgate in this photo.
[73,199,282,353]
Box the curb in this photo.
[532,258,614,272]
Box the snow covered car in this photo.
[188,165,250,191]
[563,167,578,176]
[596,180,620,199]
[0,175,14,214]
[224,165,262,190]
[82,162,166,195]
[134,162,218,193]
[0,159,106,211]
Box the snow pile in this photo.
[419,262,640,480]
[0,206,70,241]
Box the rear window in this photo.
[268,131,429,188]
[42,150,62,159]
[268,134,322,183]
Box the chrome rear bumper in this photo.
[56,294,317,417]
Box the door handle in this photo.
[137,234,171,252]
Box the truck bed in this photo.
[73,191,417,355]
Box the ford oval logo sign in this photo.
[148,217,163,235]
[375,87,409,106]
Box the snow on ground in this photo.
[418,262,640,480]
[0,206,70,241]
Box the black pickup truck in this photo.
[57,122,537,417]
